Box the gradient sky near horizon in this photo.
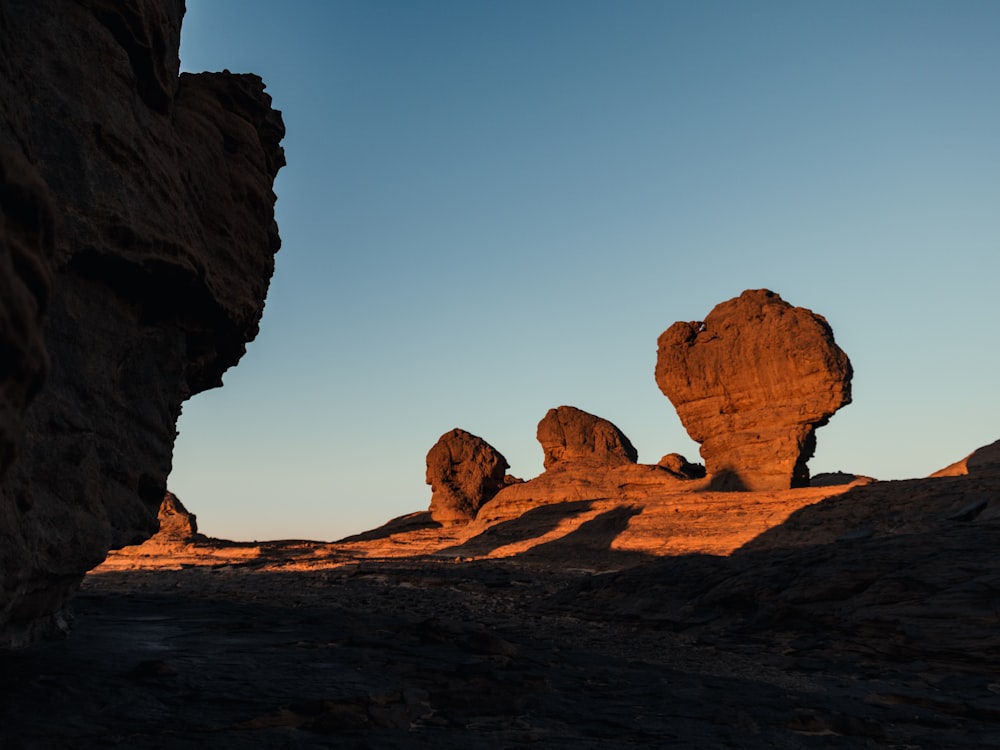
[172,0,1000,542]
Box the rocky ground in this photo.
[3,458,1000,749]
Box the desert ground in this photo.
[3,450,999,749]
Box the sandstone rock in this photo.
[426,429,511,524]
[155,491,198,541]
[537,406,638,470]
[930,439,1000,477]
[0,148,54,478]
[656,453,706,479]
[0,0,284,645]
[655,289,852,491]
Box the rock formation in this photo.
[0,148,54,479]
[0,0,284,645]
[475,407,703,526]
[656,453,706,479]
[426,429,513,524]
[537,406,638,470]
[655,289,852,491]
[930,438,1000,477]
[155,491,199,542]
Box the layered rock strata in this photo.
[0,0,284,645]
[656,289,852,491]
[426,429,514,524]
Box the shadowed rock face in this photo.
[426,429,512,524]
[0,149,54,479]
[537,406,638,470]
[656,289,852,491]
[0,0,284,645]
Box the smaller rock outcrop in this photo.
[426,429,513,524]
[154,491,198,542]
[537,406,638,470]
[656,453,706,479]
[656,289,852,490]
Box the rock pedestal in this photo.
[655,290,852,490]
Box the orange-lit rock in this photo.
[930,438,1000,477]
[426,428,514,524]
[537,405,638,469]
[155,492,199,541]
[656,289,852,491]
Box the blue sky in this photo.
[172,0,1000,541]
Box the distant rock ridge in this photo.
[656,289,852,491]
[0,0,284,645]
[930,439,1000,478]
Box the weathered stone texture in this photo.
[655,289,852,490]
[0,0,284,645]
[426,429,512,524]
[537,406,638,470]
[155,491,198,541]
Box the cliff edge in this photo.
[0,0,284,645]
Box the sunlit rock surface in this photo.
[537,405,638,470]
[656,289,852,491]
[426,428,515,524]
[0,0,284,646]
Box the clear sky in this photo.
[172,0,1000,542]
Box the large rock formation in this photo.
[426,429,513,524]
[0,149,54,479]
[0,0,284,645]
[656,290,852,490]
[537,406,638,470]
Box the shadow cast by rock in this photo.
[518,505,650,568]
[337,511,442,543]
[438,500,599,558]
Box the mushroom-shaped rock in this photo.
[426,429,511,524]
[537,406,638,470]
[655,289,852,490]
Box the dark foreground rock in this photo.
[0,553,993,749]
[3,455,999,747]
[0,0,284,644]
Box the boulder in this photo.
[655,290,852,490]
[0,0,284,645]
[656,453,706,479]
[537,406,638,470]
[426,429,512,524]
